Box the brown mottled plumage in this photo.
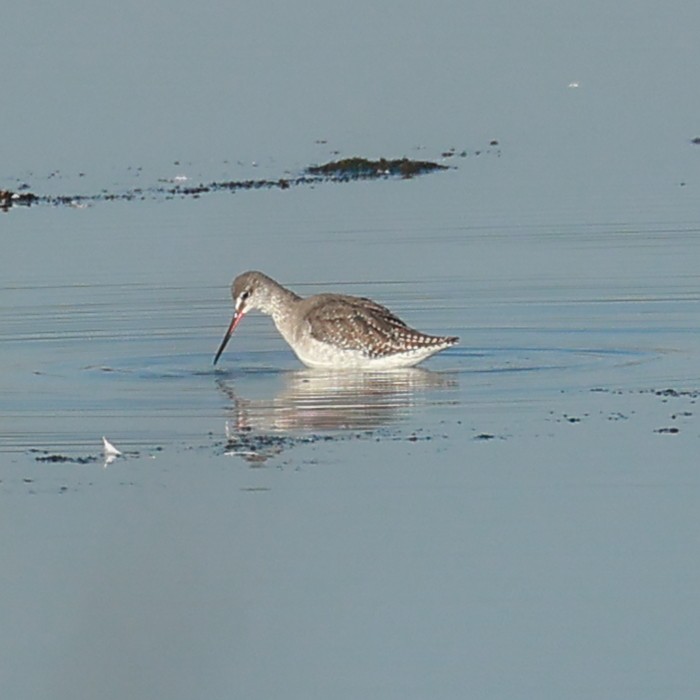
[214,271,458,369]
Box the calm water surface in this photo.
[3,185,694,453]
[3,1,700,698]
[3,177,699,700]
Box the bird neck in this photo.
[257,278,301,321]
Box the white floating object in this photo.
[102,436,122,457]
[568,81,580,88]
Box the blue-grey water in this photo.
[3,2,700,699]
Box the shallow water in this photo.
[2,230,688,457]
[3,1,700,698]
[3,182,700,699]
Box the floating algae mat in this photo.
[305,157,448,179]
[0,154,455,211]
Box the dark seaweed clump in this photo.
[307,157,447,180]
[33,452,99,464]
[224,429,340,464]
[1,189,38,211]
[1,155,450,211]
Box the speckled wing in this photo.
[304,294,441,358]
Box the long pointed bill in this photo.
[213,311,245,365]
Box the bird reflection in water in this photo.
[218,367,458,463]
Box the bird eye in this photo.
[240,290,251,301]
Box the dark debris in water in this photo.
[1,189,39,211]
[652,388,700,400]
[31,450,100,464]
[589,387,697,436]
[547,412,587,424]
[592,387,699,401]
[29,447,141,463]
[306,157,447,180]
[222,425,448,463]
[1,153,454,211]
[223,428,375,464]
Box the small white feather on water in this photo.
[102,436,122,457]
